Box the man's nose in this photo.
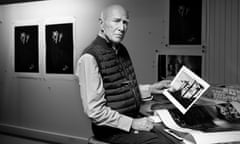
[118,21,126,32]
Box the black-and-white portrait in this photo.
[45,23,73,74]
[169,0,202,45]
[15,25,39,73]
[157,54,202,80]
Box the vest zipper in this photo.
[115,50,139,109]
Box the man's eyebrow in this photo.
[124,18,130,22]
[112,17,130,22]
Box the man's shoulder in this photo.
[83,43,108,55]
[78,53,96,63]
[83,37,105,50]
[83,42,113,58]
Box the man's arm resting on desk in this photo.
[76,54,158,132]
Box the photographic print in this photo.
[14,25,39,73]
[163,66,210,114]
[169,0,202,45]
[45,23,73,74]
[157,53,202,81]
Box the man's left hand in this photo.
[150,80,171,94]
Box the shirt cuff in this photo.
[139,84,152,99]
[117,115,133,132]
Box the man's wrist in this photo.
[149,84,154,94]
[118,115,133,132]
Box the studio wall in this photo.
[0,0,166,142]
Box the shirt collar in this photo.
[96,34,120,52]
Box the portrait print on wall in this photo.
[45,23,73,74]
[169,0,202,45]
[157,52,202,81]
[14,25,39,73]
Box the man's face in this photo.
[101,7,129,43]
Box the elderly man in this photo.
[76,4,172,144]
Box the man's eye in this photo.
[123,21,128,25]
[113,19,121,23]
[112,19,129,25]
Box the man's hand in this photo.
[131,117,154,132]
[150,80,171,94]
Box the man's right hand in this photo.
[131,117,154,132]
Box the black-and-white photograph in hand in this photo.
[163,66,210,114]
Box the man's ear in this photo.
[99,18,104,32]
[99,18,103,24]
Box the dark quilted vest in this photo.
[83,36,141,117]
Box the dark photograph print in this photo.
[46,23,73,74]
[157,54,202,81]
[15,25,39,73]
[169,0,202,45]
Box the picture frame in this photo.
[43,17,76,79]
[156,49,204,81]
[169,0,202,45]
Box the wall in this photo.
[0,0,166,142]
[205,0,240,85]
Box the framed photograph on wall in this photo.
[13,21,40,77]
[156,49,203,81]
[169,0,202,45]
[44,17,75,77]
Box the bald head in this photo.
[100,5,129,21]
[99,4,129,43]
